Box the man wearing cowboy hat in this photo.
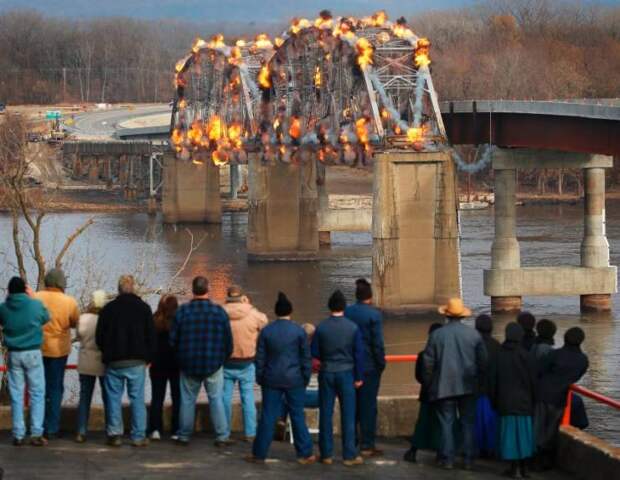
[422,298,488,470]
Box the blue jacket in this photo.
[311,315,365,382]
[344,302,386,374]
[170,299,232,378]
[0,293,49,351]
[255,318,311,390]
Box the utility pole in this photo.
[62,67,67,103]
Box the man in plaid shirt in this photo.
[170,276,233,446]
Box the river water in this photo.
[0,201,618,444]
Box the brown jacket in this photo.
[223,301,268,360]
[35,289,79,358]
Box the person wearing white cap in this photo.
[75,290,108,443]
[422,298,487,470]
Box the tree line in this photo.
[1,1,619,105]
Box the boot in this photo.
[519,460,531,478]
[503,461,518,478]
[403,447,417,463]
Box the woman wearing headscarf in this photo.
[491,323,537,478]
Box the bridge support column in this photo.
[581,167,611,311]
[162,152,222,224]
[246,154,319,261]
[490,167,522,313]
[484,148,616,313]
[317,162,331,246]
[372,151,461,312]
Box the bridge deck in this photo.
[0,432,573,479]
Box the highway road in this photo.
[65,104,170,139]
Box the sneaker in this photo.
[30,436,48,447]
[244,455,265,464]
[171,434,179,441]
[297,455,317,465]
[131,438,150,447]
[106,435,122,447]
[403,448,417,463]
[214,438,235,447]
[320,457,333,465]
[343,456,364,467]
[361,448,384,458]
[174,438,189,447]
[12,438,25,447]
[150,431,161,441]
[243,436,255,443]
[75,434,86,443]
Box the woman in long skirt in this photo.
[491,323,537,478]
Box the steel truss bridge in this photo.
[169,11,447,167]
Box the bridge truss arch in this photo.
[170,11,448,167]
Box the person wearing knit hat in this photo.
[517,312,537,351]
[312,290,365,466]
[75,290,109,443]
[423,297,487,469]
[474,314,500,458]
[493,323,537,478]
[531,319,557,361]
[344,278,386,458]
[248,292,315,465]
[34,269,80,439]
[534,326,588,470]
[0,278,50,446]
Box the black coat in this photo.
[479,333,501,396]
[537,345,588,407]
[150,330,178,374]
[491,340,537,416]
[415,349,430,403]
[96,293,156,365]
[521,330,536,351]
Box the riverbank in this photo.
[5,181,620,214]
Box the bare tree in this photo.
[0,114,94,289]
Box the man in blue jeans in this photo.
[222,285,268,442]
[312,290,365,466]
[96,275,156,447]
[423,298,488,470]
[170,276,233,447]
[0,277,49,446]
[247,292,314,464]
[344,278,386,457]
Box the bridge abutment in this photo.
[485,149,617,313]
[162,152,222,224]
[246,154,319,261]
[372,151,461,312]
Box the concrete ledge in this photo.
[483,266,617,297]
[492,149,613,170]
[319,208,372,232]
[557,425,620,480]
[247,251,319,262]
[0,396,419,437]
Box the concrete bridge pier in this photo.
[162,152,222,224]
[581,167,612,311]
[490,167,523,312]
[372,151,461,312]
[484,149,617,313]
[246,154,319,261]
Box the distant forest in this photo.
[1,0,619,104]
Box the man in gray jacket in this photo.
[423,298,487,470]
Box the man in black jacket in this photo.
[96,275,155,447]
